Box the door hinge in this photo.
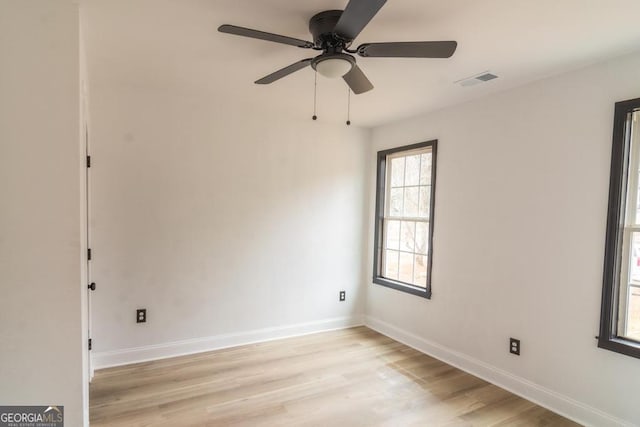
[88,248,92,260]
[88,338,92,351]
[86,155,91,168]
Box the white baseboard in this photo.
[364,316,632,427]
[92,315,363,371]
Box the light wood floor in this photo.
[90,327,580,426]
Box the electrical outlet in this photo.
[339,291,346,301]
[137,309,147,323]
[510,338,520,355]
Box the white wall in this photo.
[365,52,640,426]
[0,1,85,426]
[88,84,369,363]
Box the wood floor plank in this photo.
[90,327,581,426]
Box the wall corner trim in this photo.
[364,316,633,427]
[92,315,363,371]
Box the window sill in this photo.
[597,336,640,359]
[373,277,431,299]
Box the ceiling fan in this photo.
[218,0,457,95]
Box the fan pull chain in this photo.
[346,87,351,126]
[312,70,318,121]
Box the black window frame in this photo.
[599,96,640,359]
[372,140,437,299]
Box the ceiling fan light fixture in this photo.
[312,53,355,78]
[219,0,457,95]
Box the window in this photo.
[373,140,436,298]
[600,97,640,359]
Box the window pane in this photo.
[405,155,420,186]
[415,222,429,255]
[404,187,419,217]
[413,255,428,288]
[636,170,640,224]
[630,232,640,284]
[623,231,640,341]
[390,157,405,187]
[384,250,399,280]
[389,188,403,217]
[626,286,640,341]
[420,153,432,185]
[399,252,414,284]
[385,220,400,250]
[418,186,431,218]
[400,221,415,252]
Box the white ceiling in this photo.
[81,0,640,127]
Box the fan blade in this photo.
[218,24,314,48]
[343,64,373,94]
[358,41,457,58]
[334,0,387,41]
[255,59,313,84]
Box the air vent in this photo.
[476,73,498,81]
[456,71,499,87]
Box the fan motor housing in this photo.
[309,10,347,47]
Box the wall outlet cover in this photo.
[510,338,520,355]
[137,309,147,323]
